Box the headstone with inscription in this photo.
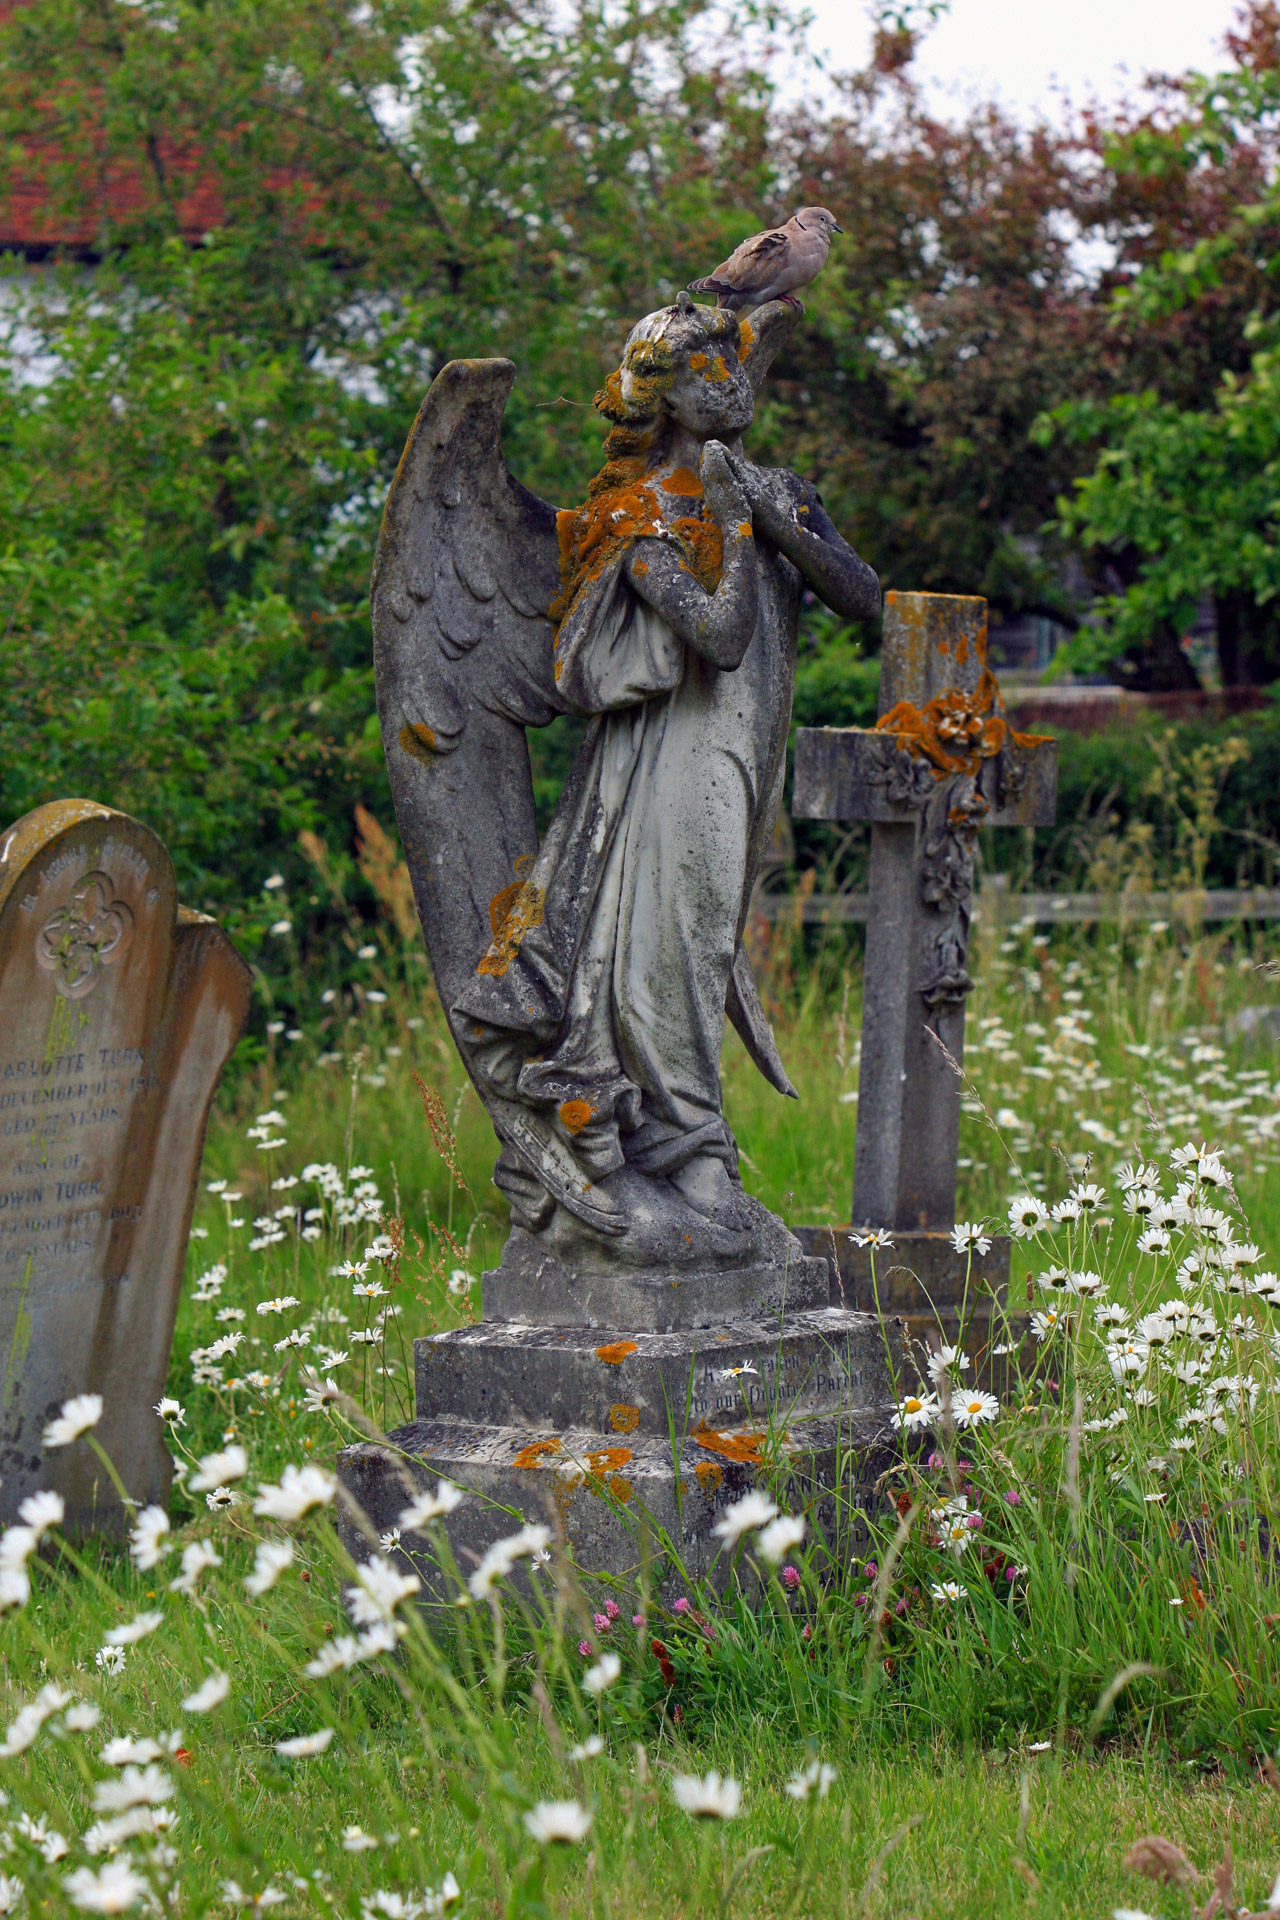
[791,592,1056,1355]
[0,800,250,1534]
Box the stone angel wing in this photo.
[373,360,652,1233]
[371,336,799,1224]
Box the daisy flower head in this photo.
[850,1227,894,1249]
[1115,1161,1159,1193]
[102,1610,163,1648]
[951,1222,992,1255]
[710,1490,778,1548]
[524,1800,593,1845]
[1069,1182,1105,1211]
[757,1514,806,1563]
[953,1389,999,1429]
[169,1538,222,1597]
[64,1860,148,1912]
[43,1394,103,1449]
[274,1728,335,1758]
[1007,1196,1050,1237]
[671,1772,742,1820]
[926,1344,971,1385]
[154,1398,185,1426]
[785,1760,836,1802]
[253,1464,337,1522]
[931,1580,968,1603]
[398,1480,465,1530]
[1137,1227,1172,1256]
[129,1505,171,1572]
[568,1735,605,1762]
[345,1556,421,1626]
[1051,1196,1082,1224]
[1108,1339,1150,1381]
[582,1652,621,1696]
[466,1523,552,1598]
[181,1671,231,1714]
[189,1445,248,1494]
[891,1390,937,1432]
[1066,1270,1103,1296]
[1030,1309,1065,1341]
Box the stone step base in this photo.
[414,1305,902,1440]
[482,1239,830,1333]
[338,1404,898,1591]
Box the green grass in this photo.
[4,921,1280,1917]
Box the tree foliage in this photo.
[5,0,1280,949]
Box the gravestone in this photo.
[791,593,1056,1355]
[0,800,250,1534]
[339,299,907,1589]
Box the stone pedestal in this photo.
[338,1302,905,1591]
[793,1226,1026,1389]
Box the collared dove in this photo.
[688,206,843,313]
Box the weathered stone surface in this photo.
[792,592,1058,1235]
[793,727,1056,829]
[482,1215,828,1332]
[0,800,250,1534]
[373,297,880,1304]
[417,1305,894,1434]
[793,1226,1025,1384]
[339,1305,904,1588]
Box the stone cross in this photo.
[792,593,1056,1301]
[0,800,250,1534]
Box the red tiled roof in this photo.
[0,0,227,253]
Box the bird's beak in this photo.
[832,222,844,234]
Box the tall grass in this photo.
[0,902,1278,1917]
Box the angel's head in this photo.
[596,292,754,444]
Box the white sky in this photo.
[799,0,1241,120]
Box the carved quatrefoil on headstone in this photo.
[35,871,135,1000]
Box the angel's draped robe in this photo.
[453,542,797,1185]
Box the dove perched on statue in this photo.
[688,207,843,313]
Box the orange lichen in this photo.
[875,669,1051,781]
[559,1099,595,1135]
[609,1404,640,1433]
[693,1420,765,1464]
[694,1461,723,1494]
[661,467,702,497]
[554,659,563,680]
[548,328,730,630]
[737,522,752,538]
[477,870,545,978]
[514,1438,561,1469]
[737,319,756,363]
[596,1340,638,1365]
[586,1446,632,1476]
[688,352,709,371]
[632,559,648,576]
[398,722,438,767]
[954,634,969,666]
[702,355,729,384]
[609,1474,632,1502]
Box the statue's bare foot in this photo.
[669,1153,749,1227]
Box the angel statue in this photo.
[372,292,879,1320]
